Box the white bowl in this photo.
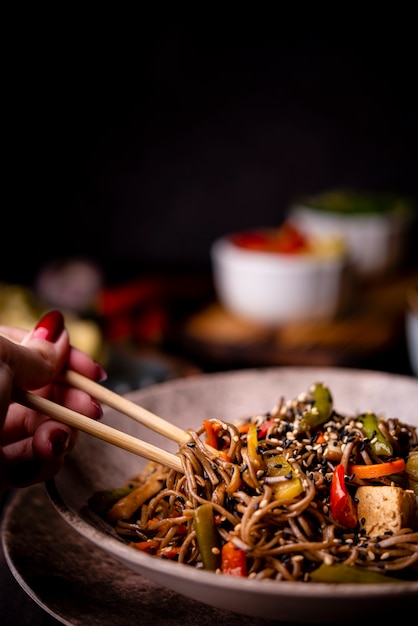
[406,284,418,376]
[46,367,418,623]
[289,192,414,279]
[211,234,347,325]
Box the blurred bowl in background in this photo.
[211,223,348,326]
[406,284,418,377]
[288,190,415,279]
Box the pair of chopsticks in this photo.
[13,370,188,473]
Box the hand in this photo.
[0,310,106,493]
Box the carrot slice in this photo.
[348,458,405,479]
[203,420,219,449]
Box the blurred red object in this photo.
[96,277,168,344]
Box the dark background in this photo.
[5,25,418,287]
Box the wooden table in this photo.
[178,270,418,373]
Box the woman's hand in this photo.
[0,310,106,493]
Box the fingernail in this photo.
[91,399,103,419]
[94,362,108,383]
[33,310,65,342]
[50,429,71,457]
[5,460,42,486]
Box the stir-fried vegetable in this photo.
[330,464,357,529]
[247,423,263,469]
[89,381,418,583]
[309,563,401,584]
[348,458,405,479]
[265,454,304,502]
[193,503,221,571]
[406,451,418,498]
[221,541,247,576]
[356,412,393,457]
[299,382,333,430]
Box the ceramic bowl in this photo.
[289,191,414,279]
[46,367,418,623]
[210,232,347,325]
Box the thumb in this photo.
[6,310,69,392]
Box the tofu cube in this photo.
[356,486,417,537]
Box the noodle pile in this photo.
[89,382,418,582]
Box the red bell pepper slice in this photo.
[330,464,357,529]
[221,541,247,576]
[257,419,276,440]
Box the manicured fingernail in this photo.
[94,362,108,383]
[92,399,103,419]
[50,429,71,457]
[33,310,65,342]
[6,460,42,486]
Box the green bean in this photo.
[357,412,393,457]
[310,563,401,584]
[299,382,333,431]
[193,503,221,571]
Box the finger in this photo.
[1,387,103,446]
[32,421,77,458]
[53,384,104,420]
[0,316,106,384]
[0,314,69,393]
[67,345,107,382]
[0,434,66,490]
[0,326,28,343]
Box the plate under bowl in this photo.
[47,366,418,623]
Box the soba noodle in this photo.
[89,382,418,582]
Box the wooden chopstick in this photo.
[2,331,189,471]
[13,388,184,473]
[1,331,190,446]
[62,370,191,445]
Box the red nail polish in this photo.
[94,363,108,383]
[50,429,70,457]
[91,399,103,419]
[33,310,65,342]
